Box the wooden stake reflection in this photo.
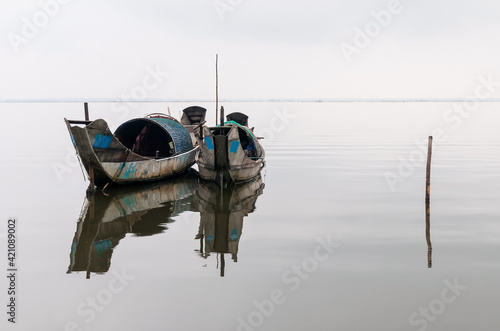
[426,199,432,268]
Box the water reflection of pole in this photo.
[87,194,96,279]
[195,221,205,258]
[68,194,101,279]
[220,254,225,277]
[426,199,432,268]
[425,136,433,268]
[216,189,227,277]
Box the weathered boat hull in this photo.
[65,118,198,187]
[196,124,265,186]
[68,171,199,277]
[197,156,264,184]
[193,175,265,276]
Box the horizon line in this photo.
[2,97,500,103]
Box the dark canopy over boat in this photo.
[114,116,194,158]
[226,112,248,126]
[181,106,207,145]
[181,106,207,126]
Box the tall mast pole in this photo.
[216,54,219,126]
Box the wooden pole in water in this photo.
[87,163,95,196]
[426,136,432,202]
[89,163,94,188]
[215,54,219,126]
[425,136,433,268]
[84,102,89,121]
[220,106,224,126]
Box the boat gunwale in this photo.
[101,144,200,165]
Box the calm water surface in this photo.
[1,102,499,331]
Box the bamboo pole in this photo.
[426,136,432,202]
[425,136,432,268]
[86,163,95,196]
[84,102,89,121]
[215,54,219,126]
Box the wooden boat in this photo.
[64,113,198,187]
[193,175,265,276]
[67,171,199,278]
[196,110,265,186]
[180,106,207,145]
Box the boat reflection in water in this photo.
[68,170,265,278]
[193,176,265,277]
[67,170,199,279]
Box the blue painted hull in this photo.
[65,118,198,187]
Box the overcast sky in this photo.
[1,0,500,100]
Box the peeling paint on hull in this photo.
[196,124,265,186]
[65,118,198,187]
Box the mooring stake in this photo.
[425,136,433,268]
[426,136,432,202]
[215,54,219,126]
[86,162,96,196]
[84,102,89,121]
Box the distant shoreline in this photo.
[3,98,500,103]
